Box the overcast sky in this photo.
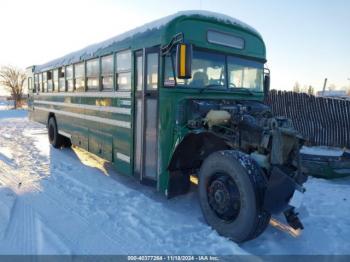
[0,0,349,95]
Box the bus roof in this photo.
[35,10,262,73]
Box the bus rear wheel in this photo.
[198,150,271,243]
[48,117,64,149]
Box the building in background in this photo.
[316,90,349,99]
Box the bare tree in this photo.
[307,85,314,96]
[293,82,300,93]
[0,65,26,109]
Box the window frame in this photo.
[86,58,100,92]
[207,29,245,50]
[34,74,39,93]
[116,49,132,91]
[163,47,265,92]
[101,54,114,92]
[64,65,74,92]
[74,62,86,92]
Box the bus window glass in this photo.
[74,62,85,92]
[146,53,158,90]
[34,74,39,93]
[47,71,53,92]
[117,72,131,90]
[227,57,263,91]
[39,73,42,92]
[87,59,99,91]
[164,50,225,89]
[102,55,113,75]
[164,56,175,87]
[207,30,244,49]
[116,50,131,90]
[43,72,47,92]
[189,51,225,88]
[102,76,113,91]
[28,77,33,92]
[66,66,72,78]
[101,55,113,91]
[87,78,99,91]
[53,69,59,92]
[117,51,131,71]
[66,66,73,91]
[87,59,99,76]
[59,67,66,91]
[136,55,143,91]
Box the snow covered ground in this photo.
[0,109,349,255]
[0,100,13,110]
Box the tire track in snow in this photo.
[0,154,132,254]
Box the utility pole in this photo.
[322,78,328,96]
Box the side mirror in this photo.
[176,43,192,79]
[264,69,270,97]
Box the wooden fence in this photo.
[265,90,350,148]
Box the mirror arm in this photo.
[161,32,184,56]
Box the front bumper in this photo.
[263,166,307,214]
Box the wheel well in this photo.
[167,132,231,198]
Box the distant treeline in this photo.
[265,90,350,148]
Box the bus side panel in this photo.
[88,129,113,162]
[81,96,133,177]
[113,127,132,176]
[32,94,133,177]
[32,107,49,126]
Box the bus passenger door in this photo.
[134,48,159,186]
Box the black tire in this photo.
[198,150,271,243]
[48,117,64,149]
[63,136,72,148]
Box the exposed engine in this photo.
[187,100,302,165]
[184,99,307,219]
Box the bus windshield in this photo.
[164,49,264,92]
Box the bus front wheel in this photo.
[198,150,271,243]
[48,117,65,149]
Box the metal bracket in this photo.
[160,32,184,56]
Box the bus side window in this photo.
[43,72,47,92]
[86,58,99,91]
[28,77,33,93]
[53,69,59,92]
[146,53,158,90]
[65,66,73,92]
[39,73,43,92]
[59,67,65,91]
[34,74,39,93]
[101,55,113,91]
[47,71,53,92]
[74,62,85,92]
[116,50,131,90]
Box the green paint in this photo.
[29,13,266,195]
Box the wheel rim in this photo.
[207,173,241,222]
[48,123,55,143]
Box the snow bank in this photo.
[0,187,16,239]
[0,100,13,110]
[0,109,27,119]
[35,10,260,72]
[300,146,345,157]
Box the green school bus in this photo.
[27,11,307,242]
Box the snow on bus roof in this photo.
[35,10,260,72]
